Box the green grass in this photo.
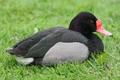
[0,0,120,80]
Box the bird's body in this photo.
[6,12,112,66]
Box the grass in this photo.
[0,0,120,80]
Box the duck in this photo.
[6,12,112,66]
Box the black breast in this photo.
[86,34,104,53]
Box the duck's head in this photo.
[69,12,112,37]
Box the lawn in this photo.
[0,0,120,80]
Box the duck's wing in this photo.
[7,30,51,56]
[12,27,64,48]
[25,29,64,58]
[7,27,65,56]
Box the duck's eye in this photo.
[90,20,94,24]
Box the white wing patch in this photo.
[16,57,34,65]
